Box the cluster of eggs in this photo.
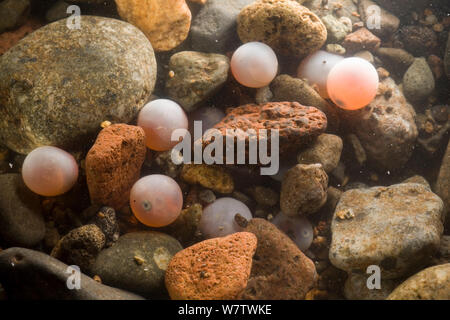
[19,41,379,251]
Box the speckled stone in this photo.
[397,25,438,57]
[342,77,418,171]
[165,232,257,300]
[237,0,327,57]
[0,16,157,154]
[303,0,361,23]
[91,232,183,298]
[86,124,146,210]
[375,47,414,77]
[330,183,444,279]
[403,58,435,103]
[280,163,328,216]
[115,0,191,52]
[344,272,400,300]
[239,218,317,300]
[0,247,144,300]
[166,51,230,112]
[297,134,343,173]
[342,27,381,53]
[0,173,45,247]
[387,264,450,300]
[51,224,106,273]
[204,102,328,156]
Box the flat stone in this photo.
[0,16,156,154]
[86,124,146,210]
[0,247,144,300]
[91,232,183,298]
[330,183,444,279]
[165,232,257,299]
[0,173,45,247]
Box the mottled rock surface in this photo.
[0,0,30,33]
[165,232,257,300]
[181,164,234,194]
[0,247,144,300]
[0,173,45,247]
[281,163,328,216]
[205,102,328,155]
[0,16,156,154]
[342,28,381,53]
[86,124,146,210]
[115,0,191,51]
[330,183,444,279]
[403,58,435,103]
[358,0,399,39]
[0,18,42,55]
[387,264,450,300]
[166,51,230,112]
[375,47,414,77]
[297,134,343,173]
[344,272,400,300]
[239,218,317,300]
[237,0,327,57]
[343,77,418,171]
[397,25,438,57]
[92,232,183,298]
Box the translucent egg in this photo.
[231,42,278,88]
[272,212,314,251]
[199,197,253,238]
[22,146,79,197]
[297,50,344,98]
[130,174,183,227]
[327,57,379,110]
[137,99,189,151]
[188,105,225,134]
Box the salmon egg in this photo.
[137,99,188,151]
[231,42,278,88]
[130,174,183,227]
[327,57,379,110]
[297,50,344,98]
[22,146,79,196]
[272,213,313,251]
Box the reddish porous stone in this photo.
[342,27,381,53]
[239,218,317,300]
[165,232,257,300]
[86,124,146,210]
[203,102,327,155]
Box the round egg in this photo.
[199,197,253,238]
[130,174,183,227]
[272,212,314,251]
[231,42,278,88]
[327,57,379,110]
[22,146,79,196]
[137,99,188,151]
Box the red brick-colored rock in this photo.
[86,124,146,210]
[342,27,381,53]
[165,232,257,300]
[238,218,317,300]
[203,102,327,155]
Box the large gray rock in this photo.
[190,0,256,53]
[403,58,435,104]
[165,51,230,112]
[91,232,183,298]
[0,247,144,300]
[343,77,418,171]
[387,264,450,300]
[0,16,157,154]
[0,174,45,247]
[330,183,444,279]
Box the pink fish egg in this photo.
[231,42,278,88]
[22,146,79,197]
[199,197,253,238]
[137,99,188,151]
[327,57,379,110]
[130,174,183,227]
[272,212,313,251]
[297,50,344,98]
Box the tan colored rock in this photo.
[181,164,234,194]
[115,0,192,51]
[342,27,381,53]
[86,124,146,210]
[165,232,257,300]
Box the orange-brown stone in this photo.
[165,232,257,300]
[86,124,146,210]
